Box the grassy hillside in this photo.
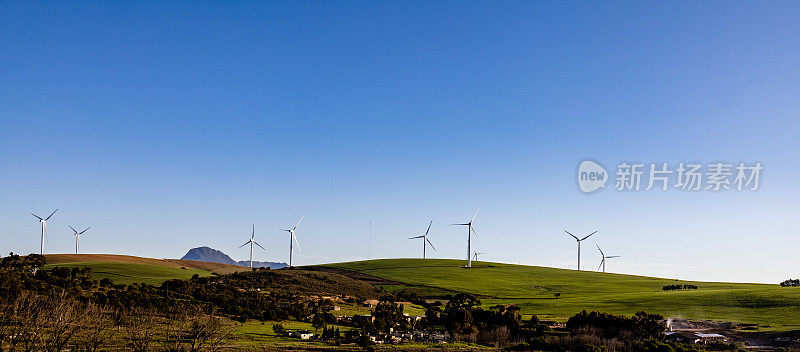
[321,258,800,330]
[44,254,246,285]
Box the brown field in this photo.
[45,254,245,275]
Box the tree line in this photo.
[662,284,698,291]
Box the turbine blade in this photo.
[80,227,91,234]
[580,231,598,241]
[471,205,482,223]
[293,234,301,252]
[598,259,604,271]
[469,224,478,238]
[239,241,249,248]
[607,256,620,258]
[251,224,255,238]
[449,223,470,226]
[31,213,43,221]
[426,237,436,251]
[45,209,58,221]
[564,230,579,241]
[69,225,78,234]
[254,241,267,251]
[293,215,305,231]
[424,220,433,236]
[596,244,604,257]
[408,235,425,239]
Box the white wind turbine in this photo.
[68,225,91,254]
[280,216,304,267]
[450,206,481,268]
[564,230,596,271]
[472,250,485,262]
[239,224,265,268]
[596,245,619,273]
[408,220,435,259]
[31,209,58,255]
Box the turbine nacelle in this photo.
[450,206,481,268]
[409,220,435,258]
[280,216,304,267]
[596,245,620,273]
[564,229,597,271]
[32,209,58,255]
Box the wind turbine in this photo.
[68,225,91,254]
[472,251,485,262]
[280,216,304,267]
[408,220,435,259]
[564,230,596,271]
[450,206,481,268]
[239,224,265,268]
[31,209,58,255]
[596,245,619,273]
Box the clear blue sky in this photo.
[1,1,798,283]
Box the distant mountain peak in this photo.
[181,246,287,269]
[182,246,238,265]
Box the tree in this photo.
[204,316,235,352]
[6,292,48,352]
[311,302,335,332]
[75,302,115,352]
[186,315,234,352]
[445,293,481,313]
[372,300,406,333]
[163,307,194,352]
[121,307,159,352]
[443,293,481,335]
[39,293,84,352]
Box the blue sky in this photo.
[1,1,798,283]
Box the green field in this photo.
[46,261,213,285]
[44,255,800,331]
[322,259,800,330]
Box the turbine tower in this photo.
[596,245,619,273]
[450,206,481,268]
[564,230,596,271]
[31,209,58,255]
[472,251,485,262]
[280,216,304,267]
[239,224,265,268]
[408,220,435,259]
[68,225,91,254]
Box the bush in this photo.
[272,323,286,336]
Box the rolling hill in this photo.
[44,255,800,330]
[45,254,247,285]
[319,258,800,330]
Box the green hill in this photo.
[320,258,800,330]
[44,255,800,330]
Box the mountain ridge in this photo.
[181,246,287,269]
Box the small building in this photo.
[289,330,314,340]
[695,333,727,344]
[665,332,727,345]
